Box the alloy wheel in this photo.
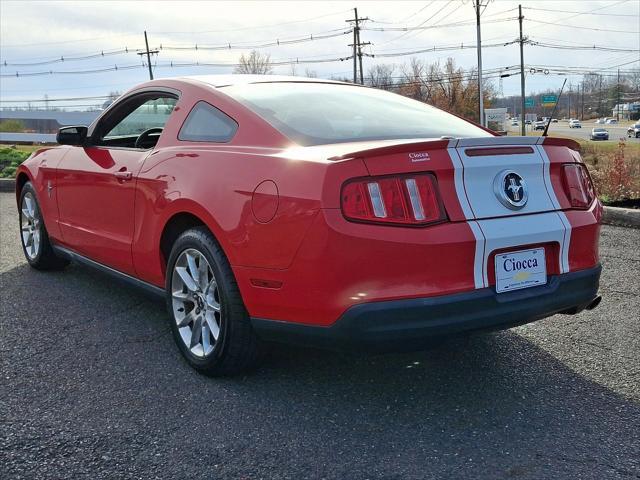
[20,192,41,260]
[171,248,221,358]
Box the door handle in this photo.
[114,170,133,181]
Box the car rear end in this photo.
[218,80,601,351]
[247,136,601,351]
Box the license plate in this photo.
[495,248,547,293]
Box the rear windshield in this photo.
[220,82,491,146]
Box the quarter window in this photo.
[178,101,238,142]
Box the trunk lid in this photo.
[451,137,557,220]
[321,136,569,222]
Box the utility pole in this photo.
[137,31,158,80]
[616,68,621,121]
[597,74,603,117]
[350,15,357,83]
[581,82,584,120]
[474,1,486,126]
[518,4,526,136]
[346,8,370,85]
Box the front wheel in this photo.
[165,227,259,376]
[19,182,68,270]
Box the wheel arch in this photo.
[157,199,235,275]
[159,211,208,268]
[15,171,32,204]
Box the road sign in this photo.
[525,98,534,107]
[541,94,557,106]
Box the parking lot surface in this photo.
[1,191,639,479]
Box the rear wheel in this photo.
[19,182,68,270]
[165,227,259,376]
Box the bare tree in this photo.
[234,50,272,75]
[366,64,395,90]
[398,58,428,102]
[304,68,317,78]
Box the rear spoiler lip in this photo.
[327,136,581,161]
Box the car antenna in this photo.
[542,78,567,137]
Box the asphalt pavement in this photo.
[1,191,639,479]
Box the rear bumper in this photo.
[251,265,601,352]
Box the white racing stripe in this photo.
[447,138,573,287]
[448,144,485,288]
[477,212,568,279]
[468,221,487,288]
[536,144,572,273]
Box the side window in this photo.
[178,101,238,143]
[103,97,177,140]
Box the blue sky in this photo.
[0,0,638,109]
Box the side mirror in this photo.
[56,126,88,146]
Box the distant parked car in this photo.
[511,120,519,126]
[628,123,640,138]
[590,128,609,141]
[551,118,558,123]
[605,119,617,124]
[525,119,532,125]
[569,120,582,128]
[533,121,546,131]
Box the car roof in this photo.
[176,74,349,88]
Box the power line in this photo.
[0,54,355,78]
[0,29,352,67]
[526,40,640,53]
[150,9,352,35]
[379,0,455,45]
[394,2,435,25]
[523,6,636,17]
[3,38,637,80]
[400,0,464,43]
[1,48,143,67]
[157,30,352,51]
[372,40,519,58]
[0,95,111,103]
[0,33,140,49]
[525,18,639,34]
[363,17,517,32]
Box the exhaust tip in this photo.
[586,295,602,311]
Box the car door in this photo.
[56,91,178,275]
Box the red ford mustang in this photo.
[16,75,602,376]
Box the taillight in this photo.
[562,164,596,209]
[341,173,447,225]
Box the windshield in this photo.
[594,128,606,132]
[221,82,491,146]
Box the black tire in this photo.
[165,227,259,376]
[19,182,69,270]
